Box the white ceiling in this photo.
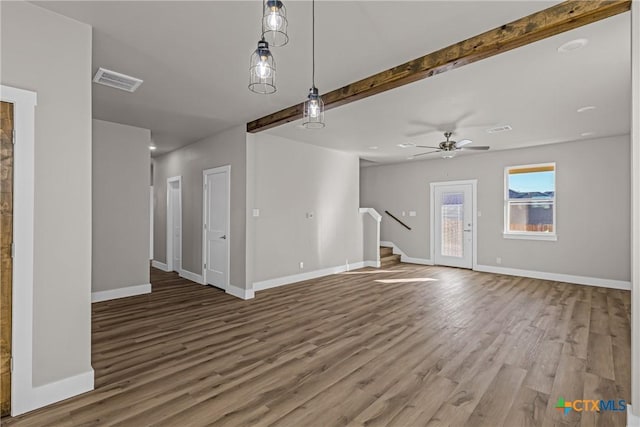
[269,11,631,164]
[29,0,603,157]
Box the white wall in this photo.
[1,0,93,391]
[92,119,150,298]
[362,213,379,265]
[247,133,363,286]
[153,125,247,287]
[361,135,631,283]
[630,0,639,417]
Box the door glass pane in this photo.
[441,192,464,258]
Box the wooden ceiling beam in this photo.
[247,0,631,133]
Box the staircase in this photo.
[380,246,401,268]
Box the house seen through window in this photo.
[504,163,556,240]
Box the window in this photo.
[504,163,556,240]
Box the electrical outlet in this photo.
[299,261,304,269]
[496,257,502,265]
[402,211,406,217]
[252,209,260,217]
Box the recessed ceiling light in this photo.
[149,145,157,150]
[397,143,416,148]
[407,156,415,160]
[557,38,588,53]
[368,146,378,150]
[580,132,595,137]
[576,106,596,113]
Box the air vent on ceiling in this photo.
[93,67,143,92]
[486,125,512,134]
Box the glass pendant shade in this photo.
[262,0,288,47]
[441,150,456,159]
[303,87,325,128]
[248,39,276,94]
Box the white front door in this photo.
[203,166,230,290]
[433,183,473,269]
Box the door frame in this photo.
[429,179,478,270]
[202,165,231,289]
[1,85,38,416]
[166,176,182,273]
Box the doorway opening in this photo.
[166,176,182,273]
[430,180,477,269]
[202,166,230,291]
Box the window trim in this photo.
[503,162,557,241]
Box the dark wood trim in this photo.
[1,101,14,417]
[247,0,631,133]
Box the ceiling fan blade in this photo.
[415,145,441,149]
[459,146,490,151]
[455,139,472,148]
[412,150,441,158]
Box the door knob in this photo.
[220,235,226,239]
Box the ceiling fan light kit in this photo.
[413,131,490,159]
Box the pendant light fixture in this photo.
[303,0,325,129]
[262,0,288,47]
[248,37,276,94]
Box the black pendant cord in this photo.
[261,0,266,39]
[312,0,315,89]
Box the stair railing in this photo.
[384,210,412,230]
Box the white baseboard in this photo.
[226,284,255,300]
[401,256,433,265]
[363,260,381,268]
[151,260,169,271]
[474,264,631,291]
[12,369,94,416]
[91,283,151,303]
[347,261,365,271]
[629,405,640,427]
[179,269,204,285]
[253,261,366,292]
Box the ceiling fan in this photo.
[412,131,490,159]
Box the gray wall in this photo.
[1,1,93,385]
[153,125,247,287]
[361,135,631,281]
[247,133,363,284]
[93,119,150,293]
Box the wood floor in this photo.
[2,264,631,426]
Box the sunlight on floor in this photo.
[340,270,397,275]
[374,278,438,284]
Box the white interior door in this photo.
[167,177,182,273]
[203,166,230,290]
[433,183,473,269]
